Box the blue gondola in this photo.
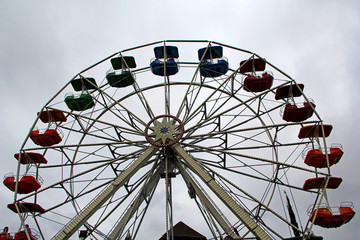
[198,46,223,60]
[150,59,179,76]
[198,46,228,78]
[154,46,179,59]
[150,46,179,76]
[200,59,228,78]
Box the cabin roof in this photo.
[159,221,207,240]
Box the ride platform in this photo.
[284,236,323,240]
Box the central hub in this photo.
[160,127,169,134]
[144,115,184,147]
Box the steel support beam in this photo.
[175,160,239,239]
[108,162,164,239]
[52,146,159,240]
[172,144,271,240]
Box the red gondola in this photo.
[3,175,42,194]
[7,202,45,214]
[239,58,266,73]
[282,102,315,122]
[30,129,62,147]
[14,153,47,165]
[14,231,37,240]
[298,124,333,139]
[302,177,342,190]
[304,147,343,168]
[0,232,13,240]
[243,73,273,92]
[275,84,304,100]
[310,206,355,228]
[38,110,67,123]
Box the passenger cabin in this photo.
[65,93,95,111]
[3,174,42,194]
[304,147,343,168]
[243,72,274,92]
[282,101,315,122]
[106,71,135,88]
[275,84,304,100]
[30,129,62,147]
[14,153,47,165]
[239,58,266,73]
[198,46,228,78]
[107,56,136,88]
[150,46,179,76]
[303,177,342,190]
[8,202,45,214]
[38,110,67,123]
[14,229,38,240]
[111,56,137,70]
[0,233,13,240]
[70,77,97,91]
[239,57,273,92]
[14,152,47,164]
[310,206,355,228]
[298,125,333,139]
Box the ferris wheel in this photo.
[3,40,355,240]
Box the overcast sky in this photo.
[0,1,359,239]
